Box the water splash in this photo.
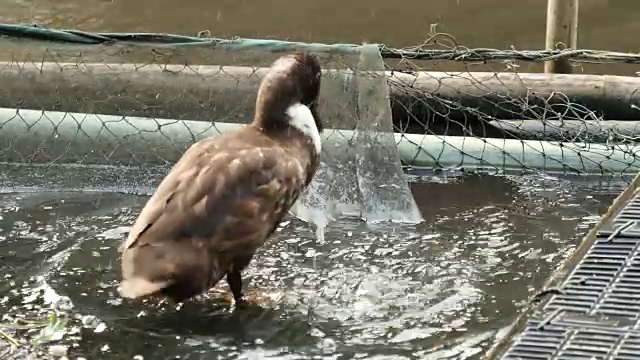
[290,45,422,231]
[353,44,422,224]
[0,174,618,359]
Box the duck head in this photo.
[252,52,323,154]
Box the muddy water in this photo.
[2,0,640,75]
[0,171,621,359]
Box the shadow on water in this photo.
[0,170,624,359]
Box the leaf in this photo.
[31,313,67,346]
[0,328,19,348]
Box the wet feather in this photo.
[119,52,323,304]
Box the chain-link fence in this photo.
[3,23,640,359]
[382,33,640,179]
[387,71,640,176]
[1,26,640,222]
[0,29,424,224]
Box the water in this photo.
[0,171,621,359]
[2,0,640,75]
[0,0,635,357]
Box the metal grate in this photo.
[501,192,640,360]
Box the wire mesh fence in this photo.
[0,26,640,200]
[0,33,426,224]
[2,24,640,358]
[387,41,640,179]
[387,70,640,175]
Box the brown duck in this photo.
[118,52,323,304]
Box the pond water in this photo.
[0,0,637,358]
[2,0,640,75]
[0,170,622,359]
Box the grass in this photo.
[0,312,69,357]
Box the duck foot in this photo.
[235,289,275,307]
[207,287,273,306]
[208,287,235,304]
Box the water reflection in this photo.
[0,173,618,359]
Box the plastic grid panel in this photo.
[501,193,640,360]
[545,235,640,318]
[503,319,640,360]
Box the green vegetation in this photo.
[0,312,68,357]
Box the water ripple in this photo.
[0,173,618,359]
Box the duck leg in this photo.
[226,253,254,304]
[225,254,274,306]
[226,270,275,307]
[226,268,245,303]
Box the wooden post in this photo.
[544,0,579,74]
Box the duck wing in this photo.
[119,132,307,300]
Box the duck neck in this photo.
[253,103,322,157]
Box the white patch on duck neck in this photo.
[286,103,322,154]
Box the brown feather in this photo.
[119,52,322,303]
[119,127,313,302]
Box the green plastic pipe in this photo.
[0,107,638,175]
